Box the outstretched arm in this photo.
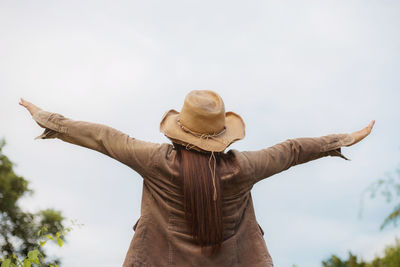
[19,98,161,175]
[241,121,375,184]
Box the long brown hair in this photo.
[174,143,236,254]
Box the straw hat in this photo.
[160,90,245,152]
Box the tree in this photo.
[365,165,400,229]
[322,239,400,267]
[369,239,400,267]
[322,163,400,266]
[322,252,366,267]
[0,139,66,264]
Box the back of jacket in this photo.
[32,110,354,267]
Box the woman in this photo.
[20,90,374,267]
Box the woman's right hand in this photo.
[19,98,42,116]
[346,120,375,147]
[19,98,46,128]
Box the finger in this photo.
[19,100,27,107]
[20,98,31,108]
[365,120,375,133]
[369,120,375,129]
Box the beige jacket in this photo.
[32,110,354,267]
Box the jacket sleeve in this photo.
[240,133,355,184]
[32,110,161,176]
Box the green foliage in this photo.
[0,140,66,264]
[363,165,400,229]
[322,163,400,267]
[322,239,400,267]
[322,252,366,267]
[0,224,73,267]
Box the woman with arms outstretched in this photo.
[20,90,374,267]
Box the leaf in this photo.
[40,240,47,247]
[27,250,37,259]
[56,237,63,247]
[39,254,44,265]
[27,250,40,265]
[381,204,400,230]
[1,259,11,267]
[23,260,31,267]
[45,234,54,240]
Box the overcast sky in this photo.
[1,0,400,266]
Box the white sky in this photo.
[1,0,400,266]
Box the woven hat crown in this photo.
[160,90,245,152]
[179,90,226,135]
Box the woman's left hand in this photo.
[346,120,375,147]
[19,98,42,116]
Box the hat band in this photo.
[177,119,226,138]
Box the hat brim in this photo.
[159,109,245,152]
